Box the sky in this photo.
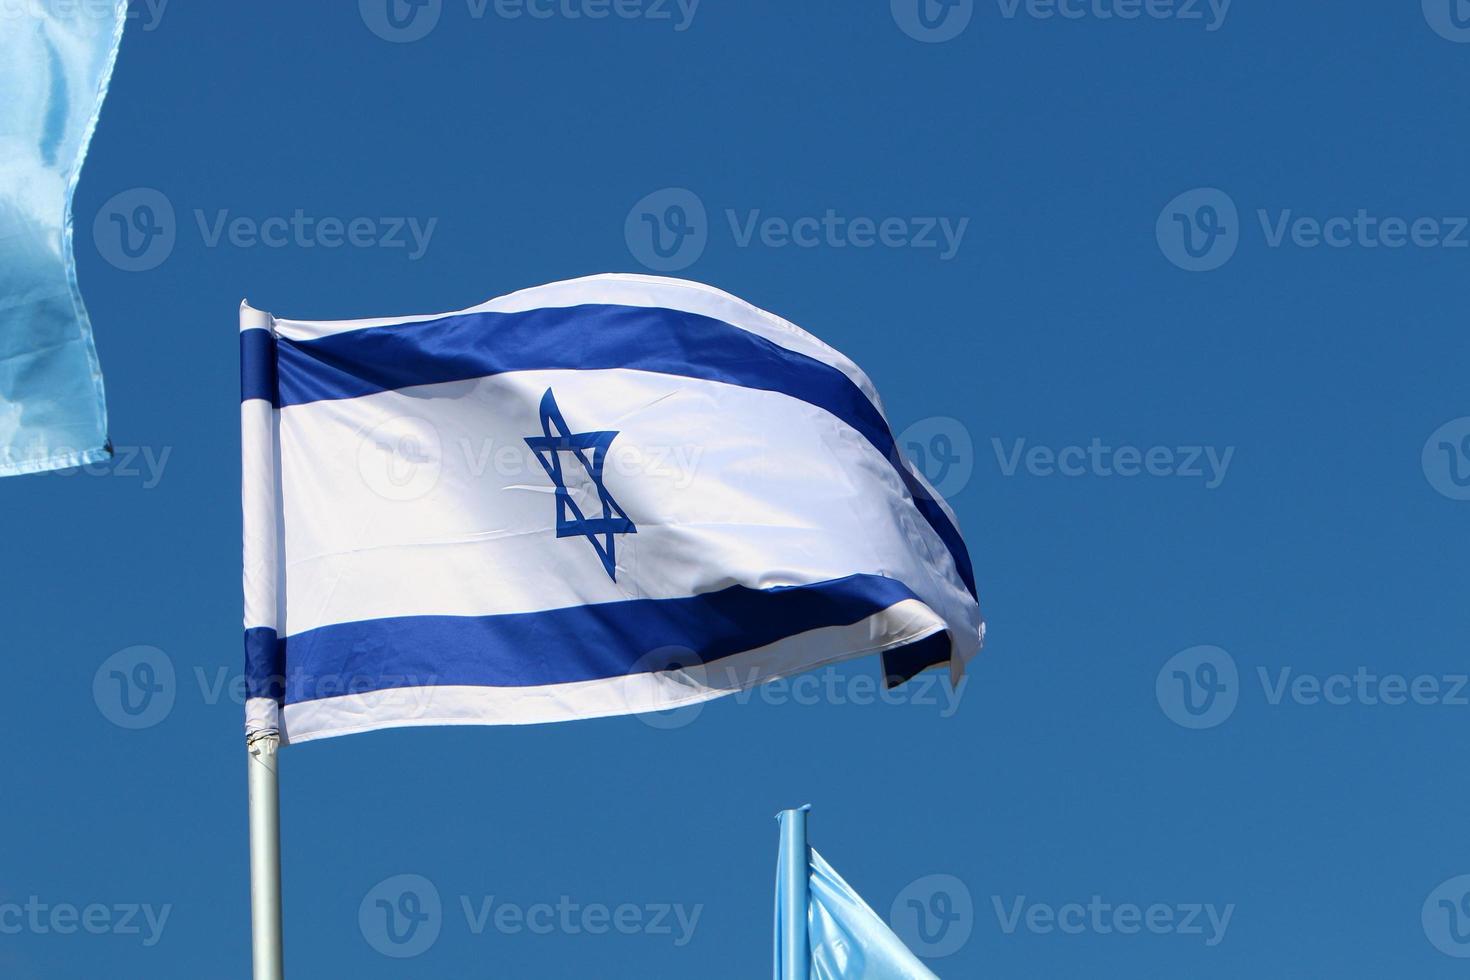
[3,0,1470,976]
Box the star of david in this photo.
[524,388,636,581]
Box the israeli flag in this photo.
[241,275,982,743]
[0,1,125,475]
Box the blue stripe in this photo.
[254,303,975,596]
[240,328,277,405]
[244,626,284,701]
[254,574,946,705]
[881,630,951,687]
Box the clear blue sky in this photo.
[4,1,1470,976]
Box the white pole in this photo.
[242,299,285,978]
[248,732,284,979]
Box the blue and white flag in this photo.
[241,275,982,743]
[0,1,124,475]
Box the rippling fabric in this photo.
[807,850,939,980]
[241,274,983,742]
[0,1,124,475]
[775,809,939,979]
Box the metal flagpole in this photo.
[779,806,811,980]
[247,731,284,979]
[242,300,284,979]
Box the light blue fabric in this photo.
[0,1,124,475]
[776,810,940,979]
[807,850,939,980]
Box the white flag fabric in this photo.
[241,274,982,743]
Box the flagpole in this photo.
[778,806,811,980]
[241,300,284,979]
[248,731,284,979]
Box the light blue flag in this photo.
[0,1,125,475]
[776,808,941,980]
